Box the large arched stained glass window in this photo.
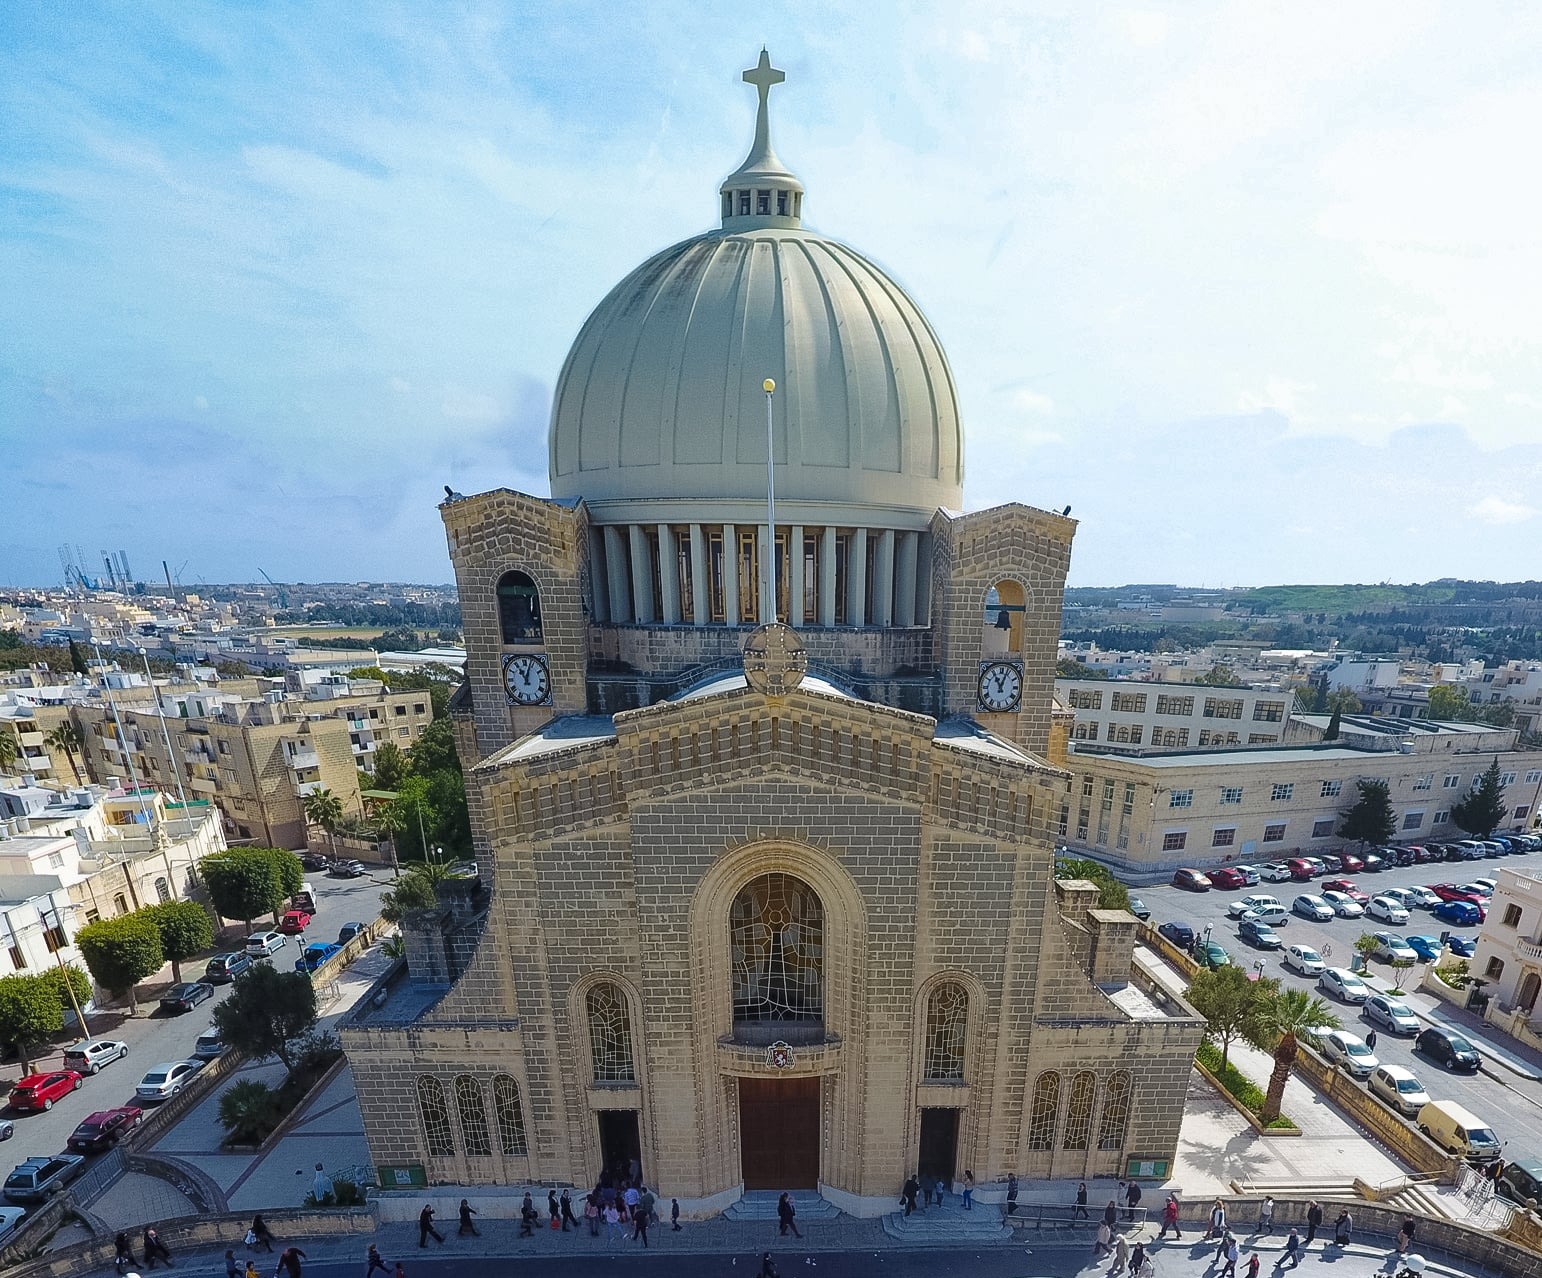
[455,1075,491,1157]
[1064,1070,1097,1151]
[923,983,967,1080]
[587,982,636,1082]
[1028,1072,1060,1151]
[493,1075,528,1156]
[730,873,823,1040]
[496,571,543,644]
[1098,1070,1132,1150]
[416,1076,454,1158]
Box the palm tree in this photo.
[0,730,17,776]
[302,786,345,859]
[43,721,84,785]
[371,801,407,876]
[1244,988,1341,1123]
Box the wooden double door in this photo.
[738,1076,820,1189]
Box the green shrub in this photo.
[218,1080,281,1145]
[1196,1041,1299,1131]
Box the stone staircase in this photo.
[722,1190,844,1224]
[881,1205,1015,1245]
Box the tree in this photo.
[67,639,88,676]
[0,731,15,775]
[1195,664,1245,687]
[380,864,446,923]
[1244,987,1341,1123]
[1324,707,1342,740]
[408,718,462,776]
[75,914,164,1013]
[200,849,289,928]
[261,847,305,900]
[1053,857,1131,913]
[218,1079,279,1144]
[0,974,68,1073]
[146,901,214,983]
[303,787,344,858]
[1325,688,1362,714]
[1427,683,1474,722]
[1354,933,1380,964]
[213,964,318,1072]
[1189,965,1273,1073]
[370,742,409,791]
[40,964,93,1021]
[1451,758,1508,839]
[1339,779,1396,849]
[43,721,84,784]
[1055,658,1108,680]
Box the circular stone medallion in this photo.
[742,623,808,697]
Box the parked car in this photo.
[299,852,331,871]
[1322,879,1369,904]
[1497,1158,1542,1208]
[193,1027,227,1061]
[62,1039,127,1076]
[1262,862,1294,882]
[159,982,215,1015]
[1458,881,1495,899]
[1195,940,1230,970]
[337,921,368,944]
[1292,894,1336,922]
[1172,868,1213,892]
[295,943,343,973]
[1361,852,1387,873]
[1404,935,1443,961]
[204,951,252,983]
[1376,887,1419,910]
[1320,891,1365,919]
[0,1121,12,1142]
[1415,1026,1481,1073]
[1238,918,1283,949]
[279,909,313,935]
[1417,1099,1501,1162]
[1369,1063,1430,1116]
[1319,1029,1379,1077]
[1318,967,1370,1003]
[1287,858,1318,882]
[1433,900,1484,926]
[1428,882,1483,903]
[0,1206,25,1246]
[1403,886,1441,910]
[1446,935,1478,957]
[1318,854,1344,873]
[1389,846,1418,867]
[135,1060,205,1103]
[1157,922,1195,950]
[1411,845,1442,864]
[2,1154,85,1203]
[1227,894,1285,920]
[328,860,368,878]
[1366,896,1409,925]
[1363,994,1420,1035]
[66,1106,142,1153]
[1372,933,1418,964]
[1233,865,1262,886]
[245,931,287,957]
[1337,853,1366,873]
[1283,944,1325,975]
[1302,856,1328,876]
[7,1071,83,1112]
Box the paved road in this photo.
[0,867,390,1177]
[1133,855,1542,1162]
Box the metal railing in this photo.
[1003,1203,1149,1230]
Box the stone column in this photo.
[722,524,739,625]
[657,524,681,624]
[872,529,895,627]
[895,531,919,627]
[629,525,656,623]
[789,525,805,627]
[689,525,709,625]
[847,528,868,628]
[820,526,837,627]
[587,526,610,624]
[603,525,632,623]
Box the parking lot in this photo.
[1133,850,1542,1164]
[0,866,390,1196]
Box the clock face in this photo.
[977,662,1023,713]
[503,654,551,706]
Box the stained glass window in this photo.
[492,1075,528,1155]
[1064,1070,1097,1150]
[923,983,967,1080]
[587,982,636,1082]
[1099,1070,1132,1150]
[731,873,823,1030]
[416,1076,454,1158]
[455,1075,490,1157]
[1028,1072,1060,1151]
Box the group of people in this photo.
[899,1169,975,1214]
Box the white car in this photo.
[1363,994,1420,1035]
[1227,894,1284,919]
[245,931,287,957]
[1319,967,1370,1003]
[1403,886,1441,909]
[1234,865,1262,886]
[62,1038,128,1076]
[135,1059,204,1103]
[1366,896,1410,924]
[1320,891,1365,919]
[1369,1063,1430,1116]
[1319,1029,1379,1077]
[1468,878,1497,897]
[1262,862,1294,883]
[1372,932,1418,963]
[1376,887,1419,910]
[0,1206,25,1247]
[1283,944,1325,976]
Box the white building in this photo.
[1055,678,1293,750]
[1470,867,1542,1052]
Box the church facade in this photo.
[341,54,1203,1215]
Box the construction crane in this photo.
[258,568,289,610]
[117,550,134,585]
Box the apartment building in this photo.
[1054,678,1293,751]
[285,671,436,774]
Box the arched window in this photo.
[154,876,172,903]
[1064,1071,1097,1151]
[416,1076,454,1158]
[1028,1072,1060,1151]
[454,1075,491,1157]
[496,571,543,644]
[1099,1070,1132,1150]
[492,1075,528,1156]
[730,873,823,1042]
[923,983,968,1080]
[587,983,636,1082]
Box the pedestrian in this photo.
[922,1173,935,1209]
[549,1189,562,1230]
[1111,1232,1130,1276]
[227,1249,242,1278]
[962,1170,974,1211]
[1094,1221,1113,1258]
[417,1204,444,1247]
[1075,1181,1089,1220]
[1130,1242,1149,1278]
[249,1215,276,1253]
[115,1232,137,1276]
[777,1191,802,1238]
[1006,1172,1019,1217]
[1246,1252,1261,1278]
[1282,1226,1301,1269]
[453,1198,477,1237]
[585,1191,600,1236]
[246,1262,261,1278]
[1158,1193,1181,1239]
[1258,1195,1273,1235]
[1365,1029,1377,1051]
[366,1244,390,1278]
[144,1225,174,1269]
[902,1174,920,1217]
[1221,1235,1239,1278]
[519,1192,538,1237]
[672,1197,682,1230]
[759,1252,780,1278]
[1332,1209,1352,1247]
[1103,1198,1119,1231]
[605,1204,624,1242]
[1397,1216,1416,1253]
[1207,1199,1226,1239]
[1125,1178,1142,1222]
[1215,1228,1232,1264]
[275,1246,306,1278]
[632,1197,650,1248]
[623,1181,641,1222]
[1304,1201,1322,1247]
[394,1264,405,1278]
[934,1174,947,1208]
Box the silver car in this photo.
[62,1039,128,1076]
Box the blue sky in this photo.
[3,2,1540,589]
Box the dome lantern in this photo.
[719,49,804,230]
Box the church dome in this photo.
[548,54,963,519]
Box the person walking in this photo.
[143,1226,174,1269]
[672,1197,682,1230]
[1259,1195,1274,1235]
[246,1262,261,1278]
[934,1174,947,1209]
[1006,1172,1019,1217]
[1130,1242,1149,1278]
[1365,1029,1378,1050]
[605,1203,625,1243]
[275,1246,306,1278]
[417,1204,444,1247]
[1158,1193,1181,1239]
[1246,1252,1261,1278]
[1093,1221,1113,1258]
[1075,1181,1089,1221]
[248,1216,276,1253]
[632,1196,651,1248]
[1282,1226,1301,1269]
[1397,1216,1416,1254]
[560,1188,579,1231]
[1125,1179,1142,1223]
[1221,1234,1240,1278]
[902,1175,920,1217]
[458,1199,480,1237]
[962,1170,975,1211]
[1304,1201,1322,1247]
[1111,1232,1130,1276]
[777,1191,802,1238]
[1207,1199,1227,1239]
[519,1192,538,1238]
[1103,1198,1119,1233]
[115,1233,137,1276]
[584,1192,600,1236]
[366,1244,390,1278]
[548,1189,563,1230]
[227,1250,242,1278]
[1332,1209,1352,1247]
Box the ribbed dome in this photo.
[547,226,964,515]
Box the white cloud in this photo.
[1472,496,1538,526]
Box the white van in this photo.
[291,882,317,912]
[1416,1099,1502,1162]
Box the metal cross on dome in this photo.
[743,50,785,151]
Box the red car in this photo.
[8,1069,84,1112]
[1321,879,1369,904]
[1287,857,1317,881]
[1428,883,1484,904]
[1337,852,1365,872]
[66,1106,142,1153]
[1172,868,1212,892]
[279,909,313,934]
[1208,867,1247,890]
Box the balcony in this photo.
[286,749,320,771]
[294,779,322,798]
[184,746,216,767]
[189,776,219,795]
[17,731,44,748]
[1519,939,1542,961]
